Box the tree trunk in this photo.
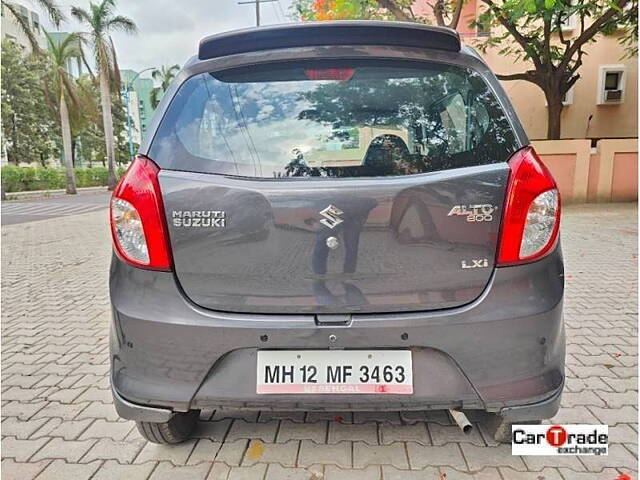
[59,94,77,195]
[11,113,19,165]
[545,92,564,140]
[99,70,118,190]
[376,0,412,21]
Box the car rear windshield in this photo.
[149,59,519,178]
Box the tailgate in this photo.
[160,164,508,314]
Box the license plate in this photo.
[256,350,413,394]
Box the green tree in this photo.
[1,0,64,52]
[44,32,83,194]
[68,77,129,167]
[292,0,637,139]
[293,0,465,27]
[69,75,103,167]
[71,0,137,189]
[474,0,637,139]
[151,64,180,109]
[1,40,58,165]
[619,0,638,57]
[111,95,133,164]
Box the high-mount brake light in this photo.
[304,68,355,81]
[109,156,172,271]
[497,147,561,266]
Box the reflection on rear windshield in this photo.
[149,61,518,178]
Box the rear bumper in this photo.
[111,377,564,424]
[109,245,565,420]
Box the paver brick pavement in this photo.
[1,203,637,479]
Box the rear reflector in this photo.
[497,147,561,266]
[110,156,172,271]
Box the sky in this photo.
[40,0,295,77]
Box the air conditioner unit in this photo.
[604,89,623,103]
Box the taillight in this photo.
[110,156,172,271]
[497,147,561,266]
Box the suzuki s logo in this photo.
[319,205,344,229]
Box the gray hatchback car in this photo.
[109,21,565,444]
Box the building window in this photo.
[18,5,28,22]
[31,12,40,33]
[597,65,626,105]
[559,0,577,31]
[562,86,574,106]
[561,13,577,30]
[605,72,621,89]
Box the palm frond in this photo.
[151,64,181,91]
[95,39,114,77]
[80,54,96,80]
[74,35,97,80]
[60,33,83,58]
[150,86,162,109]
[43,31,82,109]
[73,0,135,79]
[44,32,82,69]
[62,74,80,110]
[163,64,180,89]
[33,0,65,27]
[70,5,92,24]
[98,0,117,25]
[107,15,138,34]
[44,30,57,54]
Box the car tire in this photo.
[136,410,199,444]
[487,415,542,444]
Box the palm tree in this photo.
[68,75,102,167]
[1,0,64,52]
[44,32,81,194]
[71,0,136,190]
[151,64,179,109]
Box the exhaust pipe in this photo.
[448,409,473,435]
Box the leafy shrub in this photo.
[75,166,108,187]
[1,165,126,192]
[1,165,23,193]
[19,167,37,190]
[37,168,65,190]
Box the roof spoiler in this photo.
[198,21,461,60]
